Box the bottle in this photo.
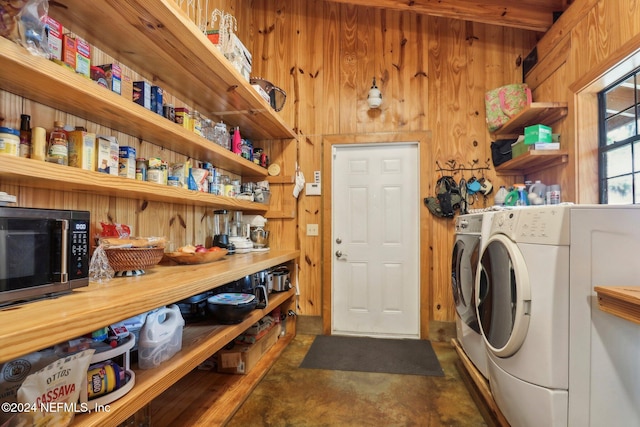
[494,185,508,206]
[47,120,68,165]
[19,114,31,158]
[231,126,242,155]
[30,127,47,161]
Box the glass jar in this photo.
[167,176,181,187]
[253,148,263,165]
[213,121,230,150]
[0,127,20,157]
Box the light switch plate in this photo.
[306,224,319,236]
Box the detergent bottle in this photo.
[494,186,508,206]
[528,180,547,205]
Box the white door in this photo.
[331,143,420,338]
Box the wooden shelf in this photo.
[72,289,296,427]
[491,102,568,140]
[495,149,569,175]
[0,250,299,363]
[0,39,273,177]
[0,156,268,212]
[595,286,640,325]
[45,0,295,142]
[150,330,293,426]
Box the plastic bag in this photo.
[0,0,50,57]
[89,245,115,283]
[13,349,95,427]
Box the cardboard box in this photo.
[121,74,133,101]
[119,146,136,179]
[67,130,96,170]
[217,323,280,374]
[174,107,191,131]
[96,135,119,176]
[512,139,560,158]
[133,81,151,110]
[76,37,91,78]
[46,16,63,61]
[62,34,77,69]
[151,86,163,115]
[97,64,122,95]
[524,124,552,144]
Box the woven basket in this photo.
[105,247,165,271]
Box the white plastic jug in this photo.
[529,180,547,199]
[138,304,185,369]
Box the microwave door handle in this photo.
[59,219,69,283]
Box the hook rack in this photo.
[435,158,491,175]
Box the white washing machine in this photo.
[476,206,571,427]
[452,212,492,378]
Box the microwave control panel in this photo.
[69,219,90,280]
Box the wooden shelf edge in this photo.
[150,329,295,427]
[73,290,296,427]
[0,251,300,363]
[491,102,568,140]
[594,286,640,325]
[495,150,568,175]
[0,38,277,176]
[0,156,268,211]
[47,0,296,141]
[451,339,509,427]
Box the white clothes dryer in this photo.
[476,206,571,427]
[452,212,490,378]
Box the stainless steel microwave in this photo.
[0,207,90,306]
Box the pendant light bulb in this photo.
[367,77,382,109]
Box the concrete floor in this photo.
[227,334,487,427]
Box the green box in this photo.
[511,139,528,158]
[524,124,552,144]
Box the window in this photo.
[599,70,640,204]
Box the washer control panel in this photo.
[490,206,571,245]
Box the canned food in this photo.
[0,127,20,157]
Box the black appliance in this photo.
[0,207,90,306]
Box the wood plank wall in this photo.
[19,0,639,331]
[230,0,539,326]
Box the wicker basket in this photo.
[104,247,165,272]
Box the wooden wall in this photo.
[232,0,538,327]
[18,0,636,332]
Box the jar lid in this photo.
[168,176,180,181]
[0,127,19,136]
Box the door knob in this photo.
[335,250,342,258]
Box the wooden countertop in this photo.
[594,286,640,325]
[0,250,299,363]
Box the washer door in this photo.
[451,237,480,333]
[476,234,531,357]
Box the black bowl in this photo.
[207,293,257,324]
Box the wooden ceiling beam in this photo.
[323,0,558,32]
